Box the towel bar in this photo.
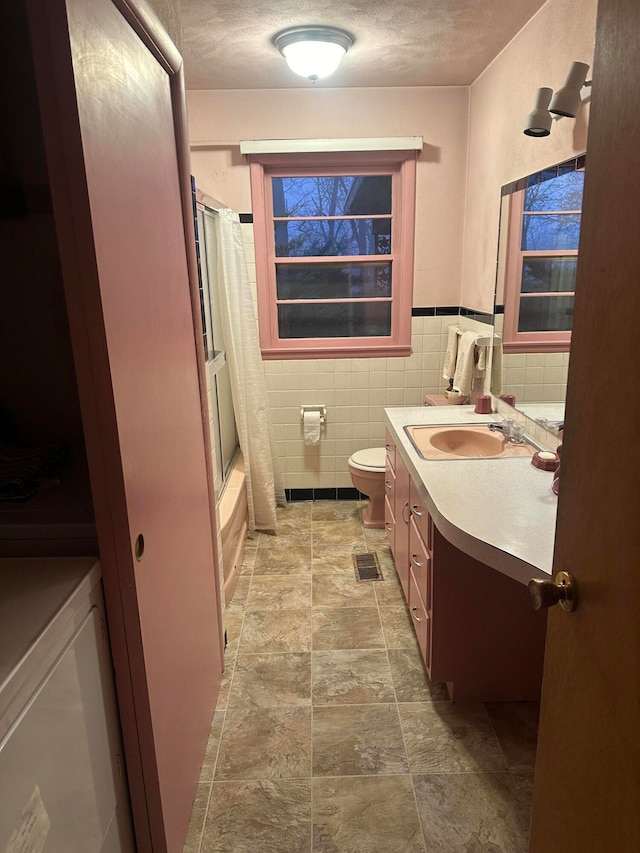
[454,329,500,348]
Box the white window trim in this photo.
[240,137,423,155]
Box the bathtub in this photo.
[218,451,248,605]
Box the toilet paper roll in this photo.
[303,410,321,445]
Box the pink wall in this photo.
[461,0,598,312]
[186,0,598,315]
[187,86,469,307]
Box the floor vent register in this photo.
[353,552,384,582]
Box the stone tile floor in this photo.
[184,501,539,853]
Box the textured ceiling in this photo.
[180,0,548,90]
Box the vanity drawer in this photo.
[385,430,396,473]
[384,495,395,554]
[409,517,431,610]
[410,479,432,553]
[385,458,396,508]
[408,567,430,664]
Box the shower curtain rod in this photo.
[197,201,221,214]
[196,187,227,213]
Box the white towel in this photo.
[452,330,477,396]
[476,345,488,374]
[490,337,503,395]
[442,325,460,382]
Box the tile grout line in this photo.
[484,704,517,776]
[192,768,521,785]
[195,537,261,849]
[309,503,323,850]
[192,508,343,848]
[310,503,371,846]
[374,541,430,852]
[193,605,246,851]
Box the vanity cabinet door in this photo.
[384,460,396,511]
[385,430,396,474]
[384,458,396,554]
[393,453,411,597]
[409,516,433,670]
[409,480,432,553]
[409,518,431,611]
[408,568,429,662]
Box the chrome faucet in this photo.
[488,420,526,444]
[488,422,509,435]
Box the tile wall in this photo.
[264,315,452,490]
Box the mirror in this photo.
[492,155,585,425]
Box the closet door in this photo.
[27,1,223,850]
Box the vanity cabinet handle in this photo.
[411,555,422,568]
[385,480,393,490]
[411,505,424,517]
[385,444,394,452]
[411,608,422,623]
[385,523,393,532]
[402,502,410,524]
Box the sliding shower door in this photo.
[197,206,240,499]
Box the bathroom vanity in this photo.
[385,405,556,702]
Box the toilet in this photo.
[347,447,386,529]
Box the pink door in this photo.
[27,1,223,850]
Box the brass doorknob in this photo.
[528,571,577,612]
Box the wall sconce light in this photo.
[273,26,354,83]
[523,61,591,136]
[524,87,553,137]
[549,61,590,117]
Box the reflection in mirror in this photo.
[493,155,585,419]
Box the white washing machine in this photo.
[0,557,135,852]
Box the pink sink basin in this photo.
[405,424,535,460]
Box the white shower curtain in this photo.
[213,208,285,530]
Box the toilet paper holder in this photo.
[301,405,327,424]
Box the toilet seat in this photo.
[348,447,386,472]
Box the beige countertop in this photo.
[385,405,558,585]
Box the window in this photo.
[249,151,416,359]
[503,164,584,353]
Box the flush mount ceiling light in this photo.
[524,87,553,137]
[549,61,591,117]
[273,26,354,83]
